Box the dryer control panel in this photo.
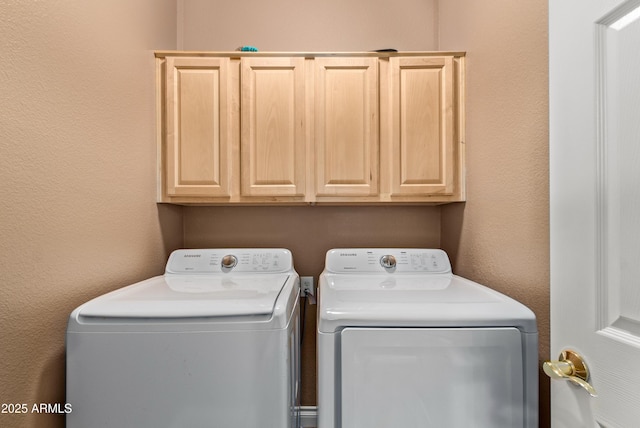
[165,249,293,274]
[325,249,452,274]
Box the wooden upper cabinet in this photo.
[314,57,379,198]
[156,51,465,205]
[382,56,459,199]
[164,56,235,198]
[241,57,306,199]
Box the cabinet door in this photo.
[315,57,378,197]
[386,56,455,196]
[165,57,233,197]
[241,57,306,198]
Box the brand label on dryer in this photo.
[326,249,451,274]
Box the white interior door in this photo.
[550,0,640,426]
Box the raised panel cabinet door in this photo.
[315,57,379,197]
[241,57,306,198]
[165,57,233,197]
[387,56,455,196]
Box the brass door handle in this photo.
[543,349,597,397]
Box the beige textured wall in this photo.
[178,0,439,51]
[438,1,550,426]
[0,2,182,427]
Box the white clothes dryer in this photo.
[66,248,300,428]
[317,248,538,428]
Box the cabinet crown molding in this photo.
[155,50,466,59]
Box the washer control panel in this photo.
[325,249,451,274]
[165,249,292,274]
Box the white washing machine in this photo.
[317,248,538,428]
[66,248,300,428]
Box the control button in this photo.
[221,254,238,270]
[380,254,397,269]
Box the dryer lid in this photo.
[76,274,291,319]
[318,274,537,333]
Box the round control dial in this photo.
[221,254,238,270]
[380,254,397,269]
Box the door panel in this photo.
[314,57,378,197]
[387,56,455,196]
[165,57,232,197]
[341,328,524,428]
[599,1,640,341]
[241,57,306,197]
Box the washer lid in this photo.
[76,274,291,319]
